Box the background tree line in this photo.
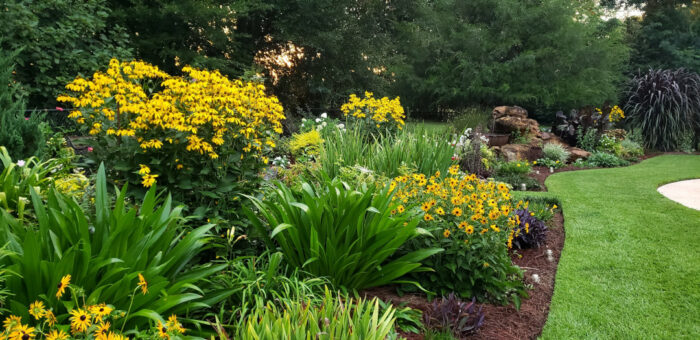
[0,0,697,120]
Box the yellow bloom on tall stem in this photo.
[138,273,148,295]
[46,330,69,340]
[69,308,91,333]
[8,324,35,340]
[3,315,22,331]
[29,301,46,320]
[56,275,71,299]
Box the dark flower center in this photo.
[162,327,167,333]
[22,334,30,340]
[80,315,86,321]
[99,308,104,312]
[57,283,63,289]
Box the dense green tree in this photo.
[0,0,132,107]
[0,48,46,161]
[392,0,630,116]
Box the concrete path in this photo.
[657,179,700,211]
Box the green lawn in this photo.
[540,155,700,339]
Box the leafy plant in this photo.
[542,143,570,164]
[495,160,532,177]
[245,177,442,290]
[492,173,541,191]
[597,134,618,153]
[377,299,423,335]
[616,139,644,160]
[235,287,397,340]
[512,208,548,249]
[422,293,484,338]
[391,167,526,304]
[583,152,629,168]
[448,107,490,133]
[341,91,406,135]
[289,130,324,161]
[0,164,228,328]
[624,68,700,151]
[577,126,599,152]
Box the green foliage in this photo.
[0,164,228,328]
[319,125,456,178]
[209,252,329,334]
[245,178,442,290]
[447,107,491,133]
[235,287,397,340]
[0,48,46,161]
[0,0,132,107]
[542,143,570,164]
[617,138,644,160]
[597,134,619,153]
[395,0,629,113]
[0,147,66,219]
[0,246,14,315]
[492,174,541,191]
[495,160,533,177]
[624,68,700,151]
[577,126,600,152]
[377,299,423,335]
[289,130,324,160]
[576,152,629,168]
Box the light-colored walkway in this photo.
[657,179,700,211]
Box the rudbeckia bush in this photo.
[390,165,527,305]
[57,59,285,215]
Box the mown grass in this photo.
[540,155,700,339]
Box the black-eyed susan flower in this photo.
[138,273,148,295]
[29,301,45,320]
[167,315,186,334]
[465,225,474,235]
[397,205,405,213]
[490,224,500,233]
[45,310,57,327]
[435,207,445,215]
[70,308,91,333]
[90,304,113,320]
[3,315,22,331]
[56,275,71,299]
[451,207,462,217]
[8,324,35,340]
[423,213,434,221]
[443,229,451,238]
[46,330,69,340]
[94,322,111,340]
[458,221,468,229]
[157,321,169,339]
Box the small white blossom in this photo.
[321,112,328,118]
[17,160,25,167]
[338,123,345,129]
[315,118,321,123]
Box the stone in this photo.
[500,144,542,162]
[567,147,591,162]
[539,132,568,147]
[492,106,528,119]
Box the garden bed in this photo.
[362,211,565,340]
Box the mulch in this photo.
[361,212,565,340]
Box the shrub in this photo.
[340,91,406,135]
[289,130,324,160]
[624,68,700,151]
[457,129,492,178]
[245,178,442,290]
[583,152,629,168]
[597,134,618,153]
[57,59,285,217]
[512,208,548,249]
[422,294,484,338]
[235,288,396,340]
[0,49,47,161]
[617,139,644,160]
[555,105,625,147]
[576,126,599,152]
[495,160,532,177]
[391,166,526,304]
[542,143,570,164]
[0,164,228,328]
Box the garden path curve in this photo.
[657,179,700,210]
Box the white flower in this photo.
[321,122,327,127]
[302,118,307,122]
[321,112,328,119]
[17,160,25,167]
[315,118,321,123]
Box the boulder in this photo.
[539,132,568,147]
[500,144,543,162]
[492,106,528,119]
[567,147,591,162]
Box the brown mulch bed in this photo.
[362,212,565,340]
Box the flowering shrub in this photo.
[512,208,548,249]
[1,277,186,340]
[494,160,532,177]
[390,165,526,304]
[340,91,405,134]
[57,59,285,214]
[596,105,625,123]
[299,113,344,134]
[289,130,324,161]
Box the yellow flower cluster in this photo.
[340,91,405,129]
[58,59,285,187]
[53,173,89,200]
[389,165,523,248]
[596,105,625,123]
[2,274,185,340]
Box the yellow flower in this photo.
[490,224,500,232]
[435,207,445,215]
[552,204,558,210]
[56,275,71,299]
[95,322,111,340]
[70,308,91,333]
[448,165,459,175]
[443,229,451,238]
[458,221,468,229]
[46,330,69,340]
[397,205,405,213]
[483,262,490,268]
[45,310,57,327]
[167,315,186,334]
[452,207,463,217]
[465,225,474,235]
[141,174,158,188]
[157,321,170,339]
[8,324,35,340]
[138,273,148,295]
[421,203,431,212]
[29,301,45,320]
[3,315,22,331]
[90,304,113,320]
[138,164,151,175]
[423,213,434,221]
